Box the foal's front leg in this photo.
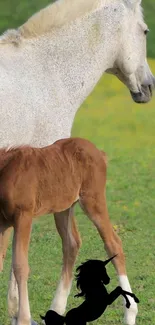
[11,213,32,325]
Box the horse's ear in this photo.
[127,0,142,7]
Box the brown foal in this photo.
[0,138,137,325]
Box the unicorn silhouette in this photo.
[41,256,139,325]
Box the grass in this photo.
[143,1,155,58]
[0,59,155,324]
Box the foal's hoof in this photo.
[11,317,17,325]
[31,320,38,325]
[11,318,38,325]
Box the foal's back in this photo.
[0,138,107,221]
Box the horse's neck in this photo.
[0,4,121,147]
[31,7,119,110]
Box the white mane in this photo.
[19,0,101,38]
[0,0,143,44]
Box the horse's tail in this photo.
[40,310,65,325]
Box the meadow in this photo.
[0,0,155,324]
[0,59,155,324]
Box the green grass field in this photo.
[0,59,155,324]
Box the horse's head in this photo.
[106,0,155,103]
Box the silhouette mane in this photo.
[75,259,110,298]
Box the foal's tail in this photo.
[100,150,108,167]
[40,310,65,325]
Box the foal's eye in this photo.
[144,29,150,35]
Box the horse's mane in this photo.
[19,0,101,38]
[0,0,143,45]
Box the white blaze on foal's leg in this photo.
[51,209,81,315]
[8,268,19,323]
[119,275,138,325]
[50,277,72,315]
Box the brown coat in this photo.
[0,138,107,224]
[0,138,126,325]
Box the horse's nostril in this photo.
[148,85,152,96]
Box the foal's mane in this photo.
[0,146,31,172]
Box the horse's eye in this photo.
[144,29,150,35]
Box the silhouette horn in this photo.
[104,254,118,266]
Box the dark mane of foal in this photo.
[0,146,32,172]
[75,259,108,298]
[0,148,17,172]
[0,146,50,180]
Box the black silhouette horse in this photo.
[40,256,139,325]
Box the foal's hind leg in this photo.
[0,224,20,323]
[0,225,12,272]
[80,192,138,325]
[51,207,81,315]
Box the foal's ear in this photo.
[40,315,45,320]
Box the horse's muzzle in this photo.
[130,82,154,104]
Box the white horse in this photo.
[0,1,154,325]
